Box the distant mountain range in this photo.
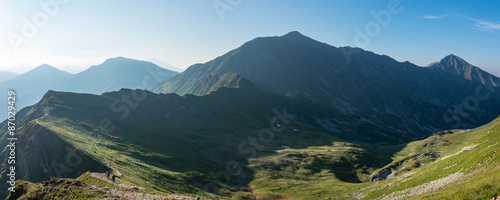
[0,65,74,119]
[55,57,178,94]
[0,57,178,118]
[0,71,19,83]
[151,31,500,142]
[1,31,500,199]
[149,57,184,72]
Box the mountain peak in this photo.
[280,31,315,42]
[283,31,304,37]
[99,57,157,68]
[37,64,57,70]
[104,56,136,63]
[27,64,70,75]
[429,54,499,87]
[444,54,460,59]
[436,54,473,73]
[441,54,467,65]
[427,54,470,69]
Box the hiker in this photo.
[105,171,110,179]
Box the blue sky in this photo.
[0,0,499,76]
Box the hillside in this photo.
[163,71,246,96]
[151,31,500,142]
[0,78,306,198]
[248,116,500,199]
[7,172,200,199]
[0,94,110,198]
[3,88,499,199]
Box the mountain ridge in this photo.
[0,57,178,120]
[56,56,178,94]
[151,31,500,142]
[0,64,74,119]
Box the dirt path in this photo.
[89,172,145,190]
[89,173,200,199]
[380,171,464,200]
[89,184,199,200]
[102,188,199,200]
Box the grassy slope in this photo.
[248,117,500,199]
[4,81,499,199]
[7,172,139,199]
[407,119,500,199]
[0,95,110,199]
[360,117,500,199]
[31,83,393,199]
[15,87,500,199]
[248,142,388,199]
[33,80,335,198]
[174,71,244,96]
[7,175,110,200]
[35,88,263,198]
[10,116,499,200]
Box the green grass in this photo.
[32,86,280,199]
[7,178,109,200]
[33,88,384,199]
[247,117,500,199]
[76,172,124,189]
[361,117,500,199]
[248,141,386,199]
[38,116,211,197]
[7,88,500,199]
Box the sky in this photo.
[0,0,499,76]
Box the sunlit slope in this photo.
[0,95,110,199]
[27,77,354,198]
[248,117,500,199]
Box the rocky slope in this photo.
[428,54,500,88]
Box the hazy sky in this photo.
[0,0,499,76]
